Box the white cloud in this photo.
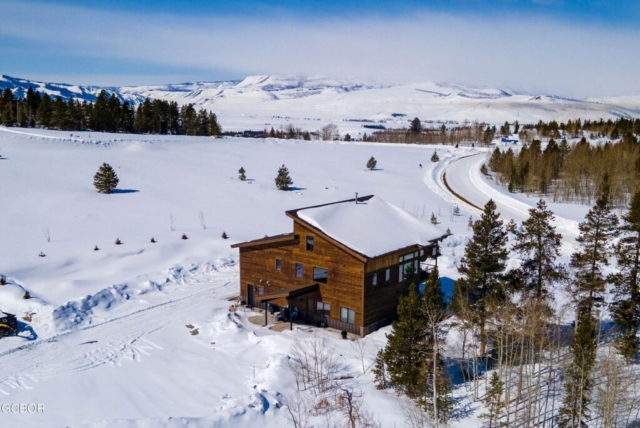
[1,0,638,97]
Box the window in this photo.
[317,301,331,317]
[306,236,314,251]
[385,268,390,282]
[419,249,424,257]
[372,273,378,287]
[313,267,328,284]
[275,259,281,271]
[258,287,264,296]
[295,263,303,278]
[398,251,420,281]
[340,307,356,324]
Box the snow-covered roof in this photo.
[294,195,445,258]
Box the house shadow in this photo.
[17,320,38,341]
[112,189,139,194]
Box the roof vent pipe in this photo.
[355,192,358,204]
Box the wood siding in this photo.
[236,217,439,336]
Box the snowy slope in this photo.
[2,74,640,134]
[0,126,481,427]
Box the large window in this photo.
[295,263,303,278]
[275,259,281,271]
[340,307,356,324]
[385,268,391,282]
[317,301,330,318]
[398,251,420,282]
[313,267,328,284]
[306,236,314,251]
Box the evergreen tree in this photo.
[610,190,640,359]
[366,156,377,170]
[430,212,438,225]
[512,199,564,299]
[36,93,53,128]
[93,163,119,194]
[482,372,505,428]
[454,199,508,354]
[431,151,440,162]
[410,117,422,134]
[420,268,452,423]
[480,163,489,175]
[380,283,425,398]
[275,164,293,190]
[238,166,246,181]
[570,175,618,316]
[453,206,460,216]
[558,313,597,428]
[372,349,388,390]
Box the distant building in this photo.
[231,195,446,336]
[501,137,519,144]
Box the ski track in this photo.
[0,279,232,396]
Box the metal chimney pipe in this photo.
[355,192,358,204]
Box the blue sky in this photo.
[1,0,638,97]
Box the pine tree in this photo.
[93,163,119,194]
[410,117,422,134]
[482,372,505,428]
[454,199,508,355]
[380,283,426,398]
[366,156,377,170]
[430,212,438,225]
[431,151,440,162]
[274,164,293,190]
[480,163,489,175]
[558,313,597,428]
[512,199,564,299]
[420,267,453,423]
[372,348,388,390]
[610,190,640,360]
[238,166,246,181]
[570,175,618,317]
[453,206,460,216]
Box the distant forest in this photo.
[0,88,221,136]
[488,117,640,206]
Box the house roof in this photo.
[230,233,298,249]
[289,195,446,258]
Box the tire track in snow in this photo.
[0,280,231,395]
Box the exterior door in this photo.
[247,284,254,308]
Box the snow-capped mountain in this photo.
[1,74,639,131]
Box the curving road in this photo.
[443,153,579,241]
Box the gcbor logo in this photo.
[1,403,45,413]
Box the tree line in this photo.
[375,186,640,427]
[489,134,640,206]
[0,87,221,136]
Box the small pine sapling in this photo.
[238,166,246,181]
[150,237,156,243]
[480,163,489,175]
[23,291,31,299]
[446,227,452,235]
[181,233,188,240]
[453,206,461,216]
[0,275,6,285]
[38,252,46,257]
[93,245,99,251]
[115,238,122,245]
[93,163,119,194]
[366,156,377,170]
[221,231,228,239]
[431,212,438,225]
[467,215,473,230]
[431,150,440,162]
[275,164,293,190]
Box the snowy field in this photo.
[0,126,595,427]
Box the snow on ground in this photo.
[0,126,620,427]
[0,126,484,427]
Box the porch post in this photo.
[289,298,293,331]
[264,301,268,326]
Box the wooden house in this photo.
[0,311,18,337]
[231,195,446,336]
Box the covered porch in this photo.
[254,283,320,332]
